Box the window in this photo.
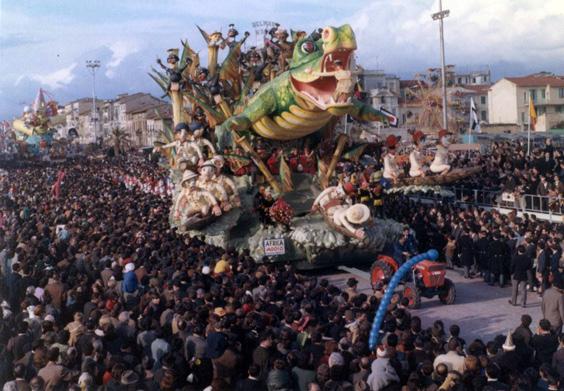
[472,77,476,83]
[541,89,546,99]
[530,89,537,102]
[524,92,527,103]
[481,111,486,121]
[556,105,564,113]
[480,96,486,105]
[521,112,525,123]
[560,88,564,98]
[458,78,462,84]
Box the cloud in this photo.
[18,63,79,90]
[341,0,564,74]
[106,41,141,78]
[0,34,43,49]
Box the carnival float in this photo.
[11,89,62,154]
[150,23,478,265]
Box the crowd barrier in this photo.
[420,186,563,217]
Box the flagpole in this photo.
[527,99,531,156]
[468,98,472,144]
[527,122,531,156]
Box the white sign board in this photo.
[263,238,285,256]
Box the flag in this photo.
[279,154,294,192]
[529,96,537,131]
[343,143,368,162]
[470,97,480,132]
[380,107,398,127]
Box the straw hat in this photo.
[199,160,215,170]
[181,170,198,185]
[345,204,371,225]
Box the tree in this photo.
[110,127,131,155]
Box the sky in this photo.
[1,0,563,119]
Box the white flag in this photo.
[470,97,480,133]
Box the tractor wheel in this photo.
[402,282,421,309]
[439,278,456,305]
[370,260,395,290]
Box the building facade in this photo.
[488,73,564,131]
[358,69,400,119]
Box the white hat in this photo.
[376,346,388,358]
[202,265,211,275]
[212,155,225,167]
[44,314,55,323]
[181,170,198,184]
[346,204,371,225]
[199,160,215,170]
[124,263,135,273]
[502,330,515,351]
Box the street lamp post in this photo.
[432,0,450,131]
[86,60,101,143]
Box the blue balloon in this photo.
[368,249,438,350]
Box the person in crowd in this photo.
[0,144,561,390]
[509,245,533,307]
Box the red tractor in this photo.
[370,255,456,309]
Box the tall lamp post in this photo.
[86,60,101,144]
[432,0,450,130]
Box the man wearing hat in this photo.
[156,122,204,170]
[312,185,371,239]
[156,48,189,91]
[172,170,222,223]
[211,155,241,209]
[196,161,230,211]
[188,121,216,157]
[333,203,371,240]
[409,130,428,177]
[430,129,452,175]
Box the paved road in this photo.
[322,267,543,343]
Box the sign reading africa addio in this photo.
[263,238,285,256]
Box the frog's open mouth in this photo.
[290,48,354,109]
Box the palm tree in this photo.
[110,127,131,155]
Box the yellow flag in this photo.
[529,96,537,131]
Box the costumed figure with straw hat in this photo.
[173,170,222,227]
[155,122,204,171]
[196,160,232,212]
[312,184,371,240]
[211,155,241,209]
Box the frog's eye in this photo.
[301,41,316,53]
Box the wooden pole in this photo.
[208,46,218,78]
[213,95,282,194]
[170,86,183,127]
[321,133,348,188]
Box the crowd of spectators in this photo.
[0,150,562,390]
